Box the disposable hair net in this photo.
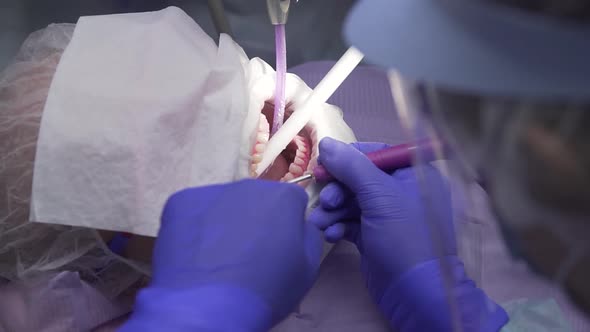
[0,24,147,298]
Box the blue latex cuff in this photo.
[119,285,274,332]
[381,256,509,332]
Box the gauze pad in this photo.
[31,7,250,236]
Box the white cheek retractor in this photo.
[256,47,364,175]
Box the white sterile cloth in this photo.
[31,7,356,237]
[31,7,250,236]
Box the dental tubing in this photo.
[256,47,364,175]
[271,24,287,136]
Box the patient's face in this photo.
[1,28,355,264]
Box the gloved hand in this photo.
[308,137,508,332]
[119,179,322,332]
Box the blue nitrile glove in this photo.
[119,179,322,332]
[308,137,508,332]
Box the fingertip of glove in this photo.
[319,136,336,148]
[319,183,345,209]
[307,209,325,229]
[318,137,346,157]
[318,138,333,159]
[319,137,352,166]
[324,223,346,243]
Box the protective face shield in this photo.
[424,88,590,313]
[344,0,590,316]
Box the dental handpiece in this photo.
[287,139,442,184]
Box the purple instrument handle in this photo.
[312,139,439,183]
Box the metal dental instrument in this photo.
[287,139,442,184]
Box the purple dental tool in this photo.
[271,24,287,136]
[287,139,443,184]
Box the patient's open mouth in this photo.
[250,101,314,182]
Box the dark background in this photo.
[0,0,356,70]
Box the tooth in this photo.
[257,133,269,143]
[295,150,306,159]
[289,164,303,175]
[259,114,269,127]
[281,173,295,181]
[254,144,265,153]
[294,156,305,165]
[251,153,262,163]
[297,144,308,153]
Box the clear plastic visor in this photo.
[387,69,590,316]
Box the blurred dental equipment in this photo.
[287,139,441,184]
[266,0,290,134]
[256,46,364,175]
[207,0,233,38]
[266,0,291,25]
